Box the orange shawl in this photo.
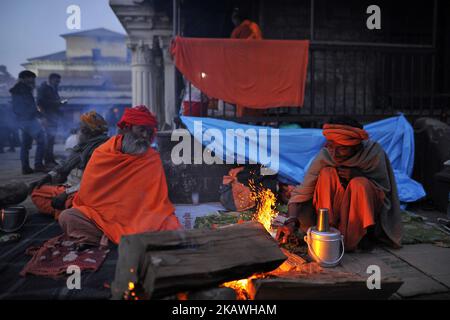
[72,136,180,244]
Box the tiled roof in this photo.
[27,51,66,61]
[27,52,129,64]
[60,28,126,39]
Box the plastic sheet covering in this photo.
[180,114,426,203]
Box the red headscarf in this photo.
[322,124,369,146]
[117,105,158,129]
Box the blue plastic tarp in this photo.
[180,115,426,203]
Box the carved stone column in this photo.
[110,0,174,127]
[129,41,154,113]
[161,36,177,129]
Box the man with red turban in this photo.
[58,105,181,247]
[277,117,402,251]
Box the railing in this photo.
[178,41,448,127]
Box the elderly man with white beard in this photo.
[58,105,181,248]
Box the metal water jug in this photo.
[304,208,345,267]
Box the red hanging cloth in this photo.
[171,36,309,109]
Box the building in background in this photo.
[22,28,131,137]
[0,65,16,108]
[0,65,19,151]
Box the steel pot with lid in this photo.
[304,227,344,267]
[304,208,344,267]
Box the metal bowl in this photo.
[0,205,27,233]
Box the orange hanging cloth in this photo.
[71,135,181,244]
[230,20,265,117]
[171,36,309,109]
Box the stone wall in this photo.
[157,131,233,204]
[262,0,433,44]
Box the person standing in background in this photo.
[37,73,67,167]
[106,106,121,136]
[0,65,18,153]
[9,70,47,174]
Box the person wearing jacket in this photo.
[9,70,47,174]
[37,73,66,166]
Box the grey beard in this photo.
[121,132,151,155]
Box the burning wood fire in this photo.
[252,187,279,234]
[222,278,251,300]
[222,185,279,300]
[248,179,279,234]
[221,273,270,300]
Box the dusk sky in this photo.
[0,0,126,77]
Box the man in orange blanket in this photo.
[58,105,181,246]
[277,117,402,251]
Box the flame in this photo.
[221,184,279,300]
[128,282,135,291]
[222,274,265,300]
[177,292,188,300]
[249,181,278,233]
[222,279,250,300]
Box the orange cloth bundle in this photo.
[222,167,255,212]
[171,36,309,109]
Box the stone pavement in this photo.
[1,144,450,299]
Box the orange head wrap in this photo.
[117,105,158,130]
[80,111,108,133]
[322,124,369,146]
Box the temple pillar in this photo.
[129,41,154,113]
[161,36,177,129]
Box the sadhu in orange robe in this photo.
[60,135,181,245]
[289,125,403,251]
[231,19,263,40]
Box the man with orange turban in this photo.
[58,105,181,247]
[30,111,109,219]
[277,117,402,251]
